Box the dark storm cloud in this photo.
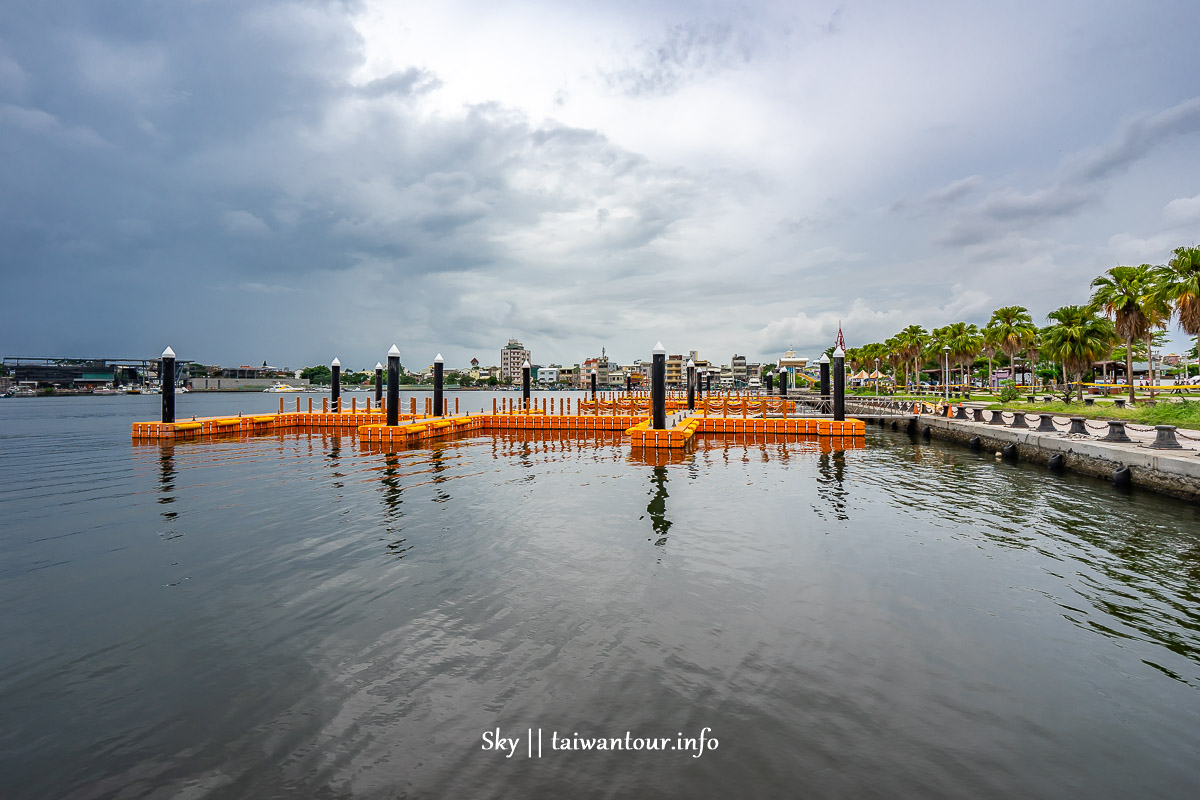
[0,1,701,362]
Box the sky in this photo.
[2,0,1199,371]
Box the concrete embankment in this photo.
[916,414,1200,501]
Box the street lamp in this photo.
[943,345,950,401]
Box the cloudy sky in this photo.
[2,0,1199,370]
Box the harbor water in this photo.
[1,391,1199,798]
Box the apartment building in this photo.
[500,339,531,383]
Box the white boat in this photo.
[264,382,303,393]
[92,387,119,396]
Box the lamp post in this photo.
[943,345,950,401]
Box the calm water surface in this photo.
[2,392,1199,799]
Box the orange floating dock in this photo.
[132,407,866,450]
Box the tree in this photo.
[1041,305,1116,401]
[1156,245,1200,339]
[455,371,475,387]
[942,322,983,389]
[1089,265,1152,403]
[985,306,1037,389]
[894,325,927,390]
[301,365,332,385]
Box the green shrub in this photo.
[997,380,1020,403]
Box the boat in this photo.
[264,382,303,393]
[4,386,36,398]
[92,387,119,396]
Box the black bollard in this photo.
[686,359,695,411]
[778,366,787,398]
[374,362,384,404]
[627,374,632,394]
[330,357,341,412]
[433,354,444,417]
[1036,414,1057,433]
[988,410,1006,425]
[386,345,400,426]
[590,369,597,400]
[1103,420,1132,443]
[819,354,830,414]
[1148,425,1183,450]
[1010,412,1029,429]
[522,360,531,410]
[696,370,704,401]
[1069,416,1086,435]
[833,347,845,422]
[652,342,666,430]
[766,372,773,393]
[160,346,176,423]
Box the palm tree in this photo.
[1041,305,1116,401]
[1136,265,1171,398]
[943,322,983,390]
[1157,245,1200,332]
[894,325,927,391]
[1089,265,1152,403]
[986,306,1038,389]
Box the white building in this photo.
[500,339,531,383]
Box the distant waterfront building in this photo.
[666,354,684,387]
[538,366,559,384]
[500,339,531,383]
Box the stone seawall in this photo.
[917,415,1200,501]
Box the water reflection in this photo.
[646,466,671,546]
[816,449,849,521]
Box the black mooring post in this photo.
[766,372,773,393]
[522,360,531,410]
[696,370,703,400]
[433,354,444,417]
[819,354,831,414]
[626,374,632,394]
[386,345,400,426]
[330,357,341,412]
[778,366,787,397]
[161,346,175,423]
[652,342,666,430]
[374,362,383,404]
[833,348,846,421]
[687,359,695,410]
[706,374,711,393]
[590,369,597,399]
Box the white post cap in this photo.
[375,362,383,371]
[687,359,695,368]
[818,353,829,364]
[522,360,530,369]
[434,353,444,364]
[833,346,845,358]
[388,344,401,357]
[778,365,786,373]
[161,346,175,358]
[331,357,341,367]
[653,341,666,355]
[590,368,596,374]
